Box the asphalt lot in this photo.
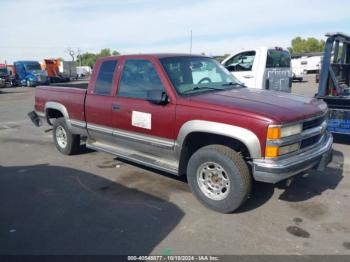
[0,74,350,255]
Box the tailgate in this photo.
[265,68,291,92]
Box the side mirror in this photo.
[147,90,169,105]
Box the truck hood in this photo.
[187,88,327,123]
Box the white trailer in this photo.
[300,55,322,73]
[76,66,92,78]
[291,58,305,81]
[59,61,77,80]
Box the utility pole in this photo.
[190,30,192,54]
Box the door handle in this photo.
[112,103,120,111]
[243,75,254,79]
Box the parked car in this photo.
[29,54,333,213]
[221,47,292,92]
[317,32,350,136]
[14,61,50,87]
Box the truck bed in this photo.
[50,80,89,89]
[35,84,87,122]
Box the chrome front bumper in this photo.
[252,132,333,183]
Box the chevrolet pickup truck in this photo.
[29,54,333,213]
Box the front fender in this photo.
[176,120,262,159]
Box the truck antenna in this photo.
[190,30,192,54]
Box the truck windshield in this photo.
[0,68,7,76]
[266,50,291,68]
[25,64,42,71]
[160,56,243,96]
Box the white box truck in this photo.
[59,61,77,80]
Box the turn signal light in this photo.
[267,127,281,140]
[265,145,279,158]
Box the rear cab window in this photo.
[266,49,291,68]
[94,60,118,95]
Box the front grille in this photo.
[300,134,322,149]
[303,115,326,130]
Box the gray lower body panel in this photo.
[86,140,179,175]
[252,133,333,183]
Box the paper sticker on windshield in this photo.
[132,111,151,129]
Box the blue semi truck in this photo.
[14,61,49,87]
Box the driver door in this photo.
[223,51,256,88]
[110,58,176,159]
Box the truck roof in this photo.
[96,53,207,62]
[325,32,350,42]
[14,60,40,64]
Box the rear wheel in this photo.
[187,145,252,213]
[53,117,80,155]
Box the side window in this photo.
[225,51,255,72]
[118,59,165,99]
[94,60,118,95]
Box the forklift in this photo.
[317,32,350,135]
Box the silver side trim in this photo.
[176,120,261,158]
[87,142,178,175]
[113,129,174,149]
[87,123,113,135]
[71,119,86,128]
[87,123,175,150]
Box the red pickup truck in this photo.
[29,54,333,213]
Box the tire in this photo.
[53,117,80,155]
[187,145,252,213]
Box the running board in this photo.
[86,141,179,175]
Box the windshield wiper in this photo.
[221,82,246,88]
[182,86,226,94]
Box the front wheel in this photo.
[53,117,80,155]
[187,145,252,213]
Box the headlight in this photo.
[267,123,302,139]
[281,124,302,137]
[265,123,303,158]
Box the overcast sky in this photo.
[1,0,350,63]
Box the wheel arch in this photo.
[176,120,261,175]
[44,102,70,127]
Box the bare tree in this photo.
[77,48,82,66]
[66,47,77,61]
